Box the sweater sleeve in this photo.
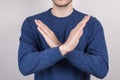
[18,17,64,76]
[66,18,109,79]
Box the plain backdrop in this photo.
[0,0,120,80]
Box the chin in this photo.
[52,0,72,7]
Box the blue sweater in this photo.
[18,8,109,80]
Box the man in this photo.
[18,0,109,80]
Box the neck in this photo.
[51,3,73,17]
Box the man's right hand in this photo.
[59,15,90,56]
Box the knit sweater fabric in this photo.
[18,8,109,80]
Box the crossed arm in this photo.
[35,16,90,55]
[18,16,108,79]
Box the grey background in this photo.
[0,0,119,80]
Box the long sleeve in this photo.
[18,17,64,76]
[66,18,109,79]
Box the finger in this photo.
[74,15,90,32]
[35,19,52,34]
[72,22,84,33]
[35,19,49,34]
[78,30,83,38]
[79,15,90,30]
[37,20,50,31]
[75,23,85,38]
[35,19,41,26]
[37,27,48,40]
[75,28,83,40]
[81,15,90,23]
[35,19,48,32]
[77,15,90,28]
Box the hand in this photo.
[35,19,62,48]
[59,15,90,55]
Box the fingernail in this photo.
[35,19,38,22]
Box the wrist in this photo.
[51,42,62,48]
[59,44,69,56]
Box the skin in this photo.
[51,0,73,17]
[35,0,90,56]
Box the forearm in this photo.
[59,44,70,56]
[18,46,64,76]
[59,44,108,79]
[66,49,108,79]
